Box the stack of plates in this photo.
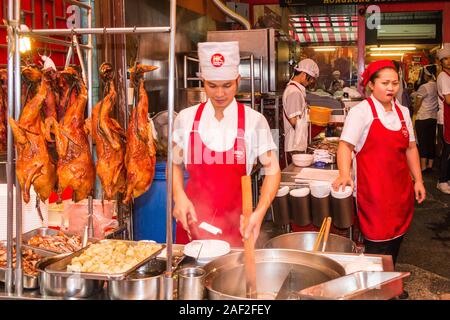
[0,184,48,241]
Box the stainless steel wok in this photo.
[264,232,356,253]
[203,249,346,300]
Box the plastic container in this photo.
[271,186,290,226]
[331,186,354,229]
[133,161,188,243]
[309,106,332,126]
[289,188,311,226]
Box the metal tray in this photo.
[44,240,165,281]
[20,227,96,254]
[0,242,56,289]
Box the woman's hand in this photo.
[414,181,426,204]
[332,175,354,192]
[173,194,197,231]
[240,210,263,246]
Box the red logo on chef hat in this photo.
[211,53,225,67]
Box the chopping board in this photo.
[294,168,339,182]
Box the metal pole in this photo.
[86,1,94,238]
[5,0,15,294]
[28,34,91,49]
[14,0,23,296]
[259,57,263,93]
[164,0,176,300]
[250,54,255,110]
[20,26,171,36]
[183,55,187,88]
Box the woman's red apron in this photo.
[175,101,247,247]
[355,97,414,241]
[438,69,450,143]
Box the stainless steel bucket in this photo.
[108,258,165,300]
[203,249,345,300]
[264,232,356,253]
[37,254,104,298]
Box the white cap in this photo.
[294,58,320,78]
[332,70,341,76]
[437,43,450,60]
[198,41,240,81]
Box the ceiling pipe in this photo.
[211,0,251,30]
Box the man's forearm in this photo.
[406,143,423,182]
[172,163,187,202]
[337,141,353,177]
[255,172,281,219]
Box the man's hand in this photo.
[239,210,263,246]
[173,194,197,231]
[332,175,354,192]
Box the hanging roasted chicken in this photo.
[0,69,7,152]
[9,72,56,203]
[58,65,79,121]
[123,64,158,204]
[46,67,95,202]
[41,67,60,121]
[21,64,42,107]
[86,62,126,200]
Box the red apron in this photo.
[175,101,247,247]
[355,97,414,241]
[438,69,450,144]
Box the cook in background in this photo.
[172,41,281,247]
[436,44,450,194]
[333,60,426,267]
[282,58,319,165]
[414,64,438,175]
[328,70,344,94]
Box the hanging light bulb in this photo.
[19,36,31,53]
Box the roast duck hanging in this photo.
[123,64,158,204]
[0,69,7,152]
[46,67,95,202]
[86,62,126,200]
[9,71,57,203]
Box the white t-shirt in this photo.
[282,80,307,152]
[340,94,415,153]
[437,71,450,125]
[416,81,438,120]
[173,99,277,175]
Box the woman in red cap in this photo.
[332,60,426,266]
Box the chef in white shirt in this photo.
[282,58,319,163]
[333,60,425,267]
[436,44,450,194]
[172,41,281,247]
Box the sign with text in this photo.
[280,0,446,6]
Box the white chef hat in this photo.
[198,41,240,81]
[294,58,320,78]
[332,70,341,76]
[437,43,450,60]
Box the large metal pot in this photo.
[203,249,345,300]
[177,88,207,111]
[36,254,104,298]
[108,258,165,300]
[264,232,356,253]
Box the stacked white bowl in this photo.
[292,154,314,167]
[331,186,353,199]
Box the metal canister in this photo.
[177,267,205,300]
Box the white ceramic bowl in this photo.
[292,154,314,167]
[309,181,331,198]
[184,240,230,264]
